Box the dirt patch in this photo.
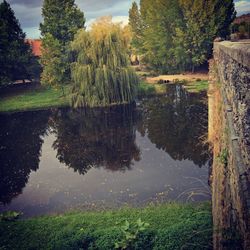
[146,73,208,84]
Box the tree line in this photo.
[0,0,137,107]
[129,0,236,73]
[1,0,236,107]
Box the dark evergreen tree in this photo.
[174,0,236,71]
[0,0,33,85]
[40,0,85,45]
[215,0,236,38]
[40,0,85,87]
[139,0,183,73]
[129,2,144,54]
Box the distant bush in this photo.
[157,79,164,84]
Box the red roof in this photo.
[234,14,250,25]
[26,39,42,57]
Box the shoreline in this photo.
[0,81,208,113]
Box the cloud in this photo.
[1,0,42,38]
[10,4,42,28]
[112,16,129,26]
[23,27,41,38]
[76,0,136,20]
[3,0,137,38]
[235,0,250,15]
[86,15,129,30]
[8,0,42,8]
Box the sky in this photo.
[2,0,250,39]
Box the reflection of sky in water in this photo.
[0,85,211,217]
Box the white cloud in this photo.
[235,0,250,15]
[86,15,129,30]
[85,18,96,30]
[23,27,41,39]
[112,16,129,26]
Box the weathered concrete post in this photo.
[209,40,250,250]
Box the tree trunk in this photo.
[192,65,195,73]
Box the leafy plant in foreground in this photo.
[114,218,149,249]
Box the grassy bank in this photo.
[0,80,207,113]
[0,202,212,250]
[137,81,167,97]
[182,80,209,93]
[0,82,167,113]
[0,86,70,113]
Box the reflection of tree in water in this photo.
[51,105,141,175]
[0,111,50,204]
[137,85,210,167]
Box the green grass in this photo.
[137,80,208,97]
[0,80,207,113]
[0,202,212,250]
[138,81,167,97]
[0,83,167,113]
[0,86,70,113]
[182,80,209,93]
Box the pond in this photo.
[0,85,212,217]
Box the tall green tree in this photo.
[215,0,236,38]
[174,0,236,71]
[70,17,138,108]
[40,0,85,87]
[139,0,183,73]
[129,2,144,54]
[132,0,236,73]
[40,34,67,91]
[174,0,216,71]
[0,0,33,85]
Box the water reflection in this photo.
[0,85,211,215]
[0,111,49,204]
[138,85,210,166]
[50,105,141,175]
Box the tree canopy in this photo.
[129,0,236,73]
[129,2,144,54]
[70,17,138,108]
[174,0,236,71]
[0,0,33,85]
[40,0,85,87]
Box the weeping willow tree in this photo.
[70,17,138,108]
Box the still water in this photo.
[0,85,211,217]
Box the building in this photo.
[26,39,42,57]
[233,13,250,25]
